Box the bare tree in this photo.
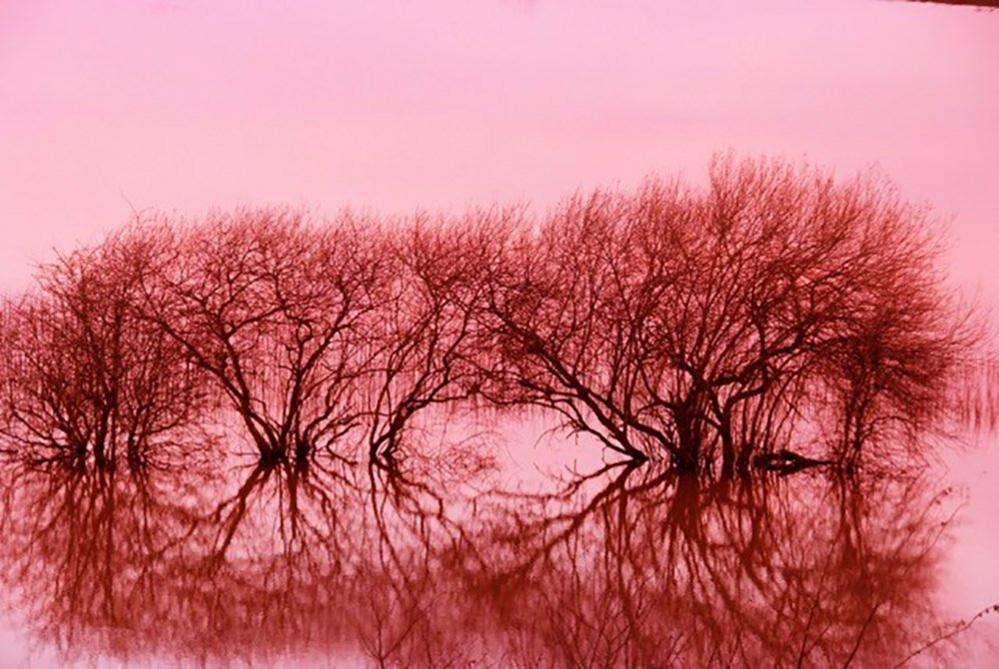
[364,214,509,460]
[476,156,974,473]
[0,232,205,468]
[0,156,974,475]
[138,209,386,466]
[814,274,978,468]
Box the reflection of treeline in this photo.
[454,468,960,668]
[0,460,963,667]
[0,156,979,474]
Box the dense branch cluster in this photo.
[0,157,976,473]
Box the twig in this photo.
[893,603,999,668]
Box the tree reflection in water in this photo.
[0,454,971,667]
[456,466,960,668]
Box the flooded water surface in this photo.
[0,411,997,667]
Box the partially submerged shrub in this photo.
[0,234,206,468]
[477,156,977,472]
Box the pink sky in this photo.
[1,3,999,661]
[1,0,997,304]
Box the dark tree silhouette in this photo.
[476,156,974,472]
[0,233,206,468]
[0,156,978,475]
[137,210,386,466]
[364,215,503,460]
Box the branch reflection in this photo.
[0,457,964,667]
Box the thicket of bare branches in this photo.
[0,156,977,473]
[0,234,206,468]
[135,210,390,466]
[478,157,977,472]
[362,215,506,460]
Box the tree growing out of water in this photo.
[363,215,506,460]
[478,156,974,472]
[0,233,206,468]
[136,210,387,466]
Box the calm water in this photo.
[0,409,997,668]
[1,1,998,667]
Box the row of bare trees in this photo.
[0,156,977,473]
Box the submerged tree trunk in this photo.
[672,394,708,474]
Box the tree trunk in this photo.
[719,412,736,477]
[673,398,704,473]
